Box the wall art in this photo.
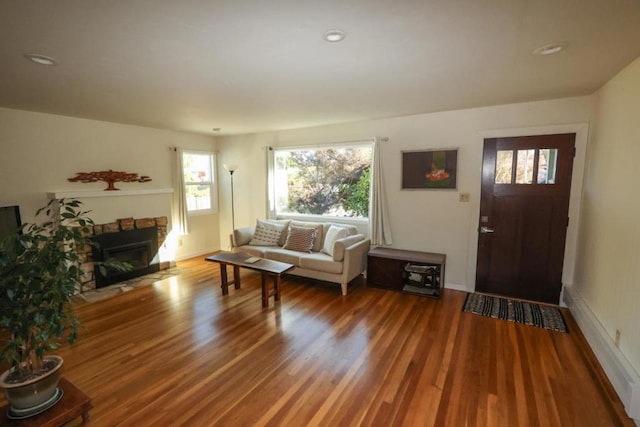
[401,149,458,189]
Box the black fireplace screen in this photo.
[92,227,160,287]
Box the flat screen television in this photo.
[0,205,22,240]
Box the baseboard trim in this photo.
[175,247,218,261]
[444,282,468,292]
[563,286,640,422]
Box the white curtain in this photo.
[369,137,392,246]
[172,147,189,235]
[266,146,276,219]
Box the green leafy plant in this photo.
[282,148,371,216]
[0,198,128,383]
[344,167,370,217]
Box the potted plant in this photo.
[0,198,126,418]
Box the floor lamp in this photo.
[223,164,238,233]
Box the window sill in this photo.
[275,213,368,226]
[188,209,218,217]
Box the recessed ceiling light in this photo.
[533,43,568,56]
[24,54,58,66]
[324,29,345,43]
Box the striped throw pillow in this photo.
[290,221,324,252]
[283,226,317,253]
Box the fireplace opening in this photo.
[92,227,160,288]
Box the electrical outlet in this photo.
[459,192,470,202]
[615,329,621,347]
[178,238,183,247]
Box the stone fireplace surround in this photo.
[78,216,169,294]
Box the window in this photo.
[515,149,535,184]
[495,150,513,184]
[183,151,217,214]
[270,144,372,219]
[495,148,558,185]
[537,148,558,184]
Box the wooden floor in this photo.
[3,255,633,426]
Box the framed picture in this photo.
[402,149,458,189]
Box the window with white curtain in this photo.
[269,143,372,219]
[182,150,218,214]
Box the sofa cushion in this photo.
[290,221,324,252]
[283,226,317,252]
[322,225,350,257]
[299,253,343,274]
[332,234,365,261]
[263,247,305,265]
[249,220,285,246]
[237,245,269,257]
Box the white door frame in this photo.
[467,123,589,301]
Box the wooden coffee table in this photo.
[205,252,294,307]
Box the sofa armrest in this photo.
[333,234,365,261]
[342,238,371,280]
[232,226,255,247]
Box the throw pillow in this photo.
[290,221,324,252]
[322,225,349,257]
[264,219,291,246]
[283,226,317,253]
[249,220,285,246]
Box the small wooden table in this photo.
[205,252,294,307]
[367,247,446,298]
[0,378,92,426]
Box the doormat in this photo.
[463,293,568,333]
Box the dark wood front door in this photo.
[476,134,575,304]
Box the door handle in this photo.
[480,226,495,233]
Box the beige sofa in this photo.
[231,219,371,295]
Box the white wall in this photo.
[0,107,220,260]
[217,96,592,290]
[574,57,640,381]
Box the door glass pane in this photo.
[516,149,535,184]
[495,150,513,184]
[537,148,558,184]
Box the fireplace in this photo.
[92,227,160,287]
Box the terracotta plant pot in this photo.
[0,355,63,412]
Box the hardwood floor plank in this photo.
[0,255,633,426]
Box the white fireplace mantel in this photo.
[47,188,174,199]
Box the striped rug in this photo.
[463,293,568,333]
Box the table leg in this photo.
[260,274,282,308]
[233,266,241,289]
[220,263,229,295]
[273,275,281,302]
[261,273,268,307]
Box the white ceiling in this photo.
[1,1,640,136]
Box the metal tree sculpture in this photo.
[68,170,152,191]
